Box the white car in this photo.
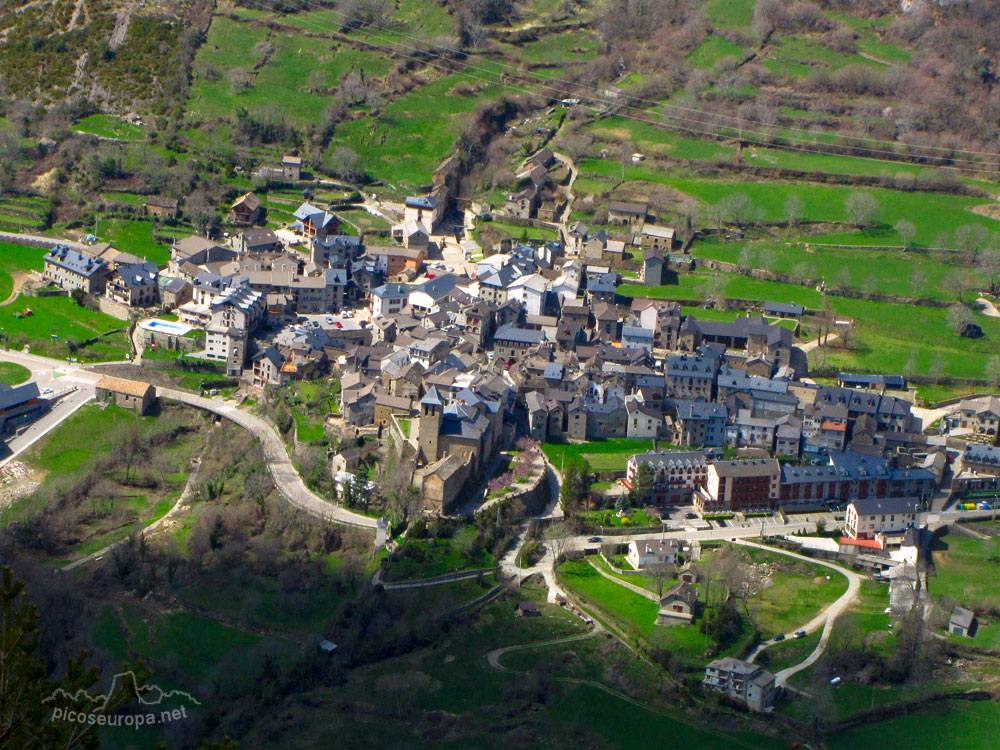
[41,387,53,395]
[342,311,354,319]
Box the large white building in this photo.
[845,497,918,540]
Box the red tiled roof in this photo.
[838,537,883,550]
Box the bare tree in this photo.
[545,521,572,565]
[647,560,674,599]
[719,192,755,227]
[677,198,699,241]
[946,303,973,335]
[911,267,927,297]
[785,194,804,226]
[954,224,990,263]
[753,0,787,43]
[981,248,1000,295]
[844,191,880,229]
[894,219,916,250]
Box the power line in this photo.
[230,0,1000,175]
[242,0,1000,163]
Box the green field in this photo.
[0,195,50,232]
[0,361,30,384]
[188,16,391,129]
[95,217,172,265]
[828,699,1000,750]
[274,583,787,749]
[930,532,1000,615]
[688,37,744,70]
[0,240,46,300]
[744,553,848,636]
[331,69,505,188]
[384,525,495,581]
[0,293,129,361]
[541,438,661,473]
[3,403,200,535]
[74,114,145,141]
[574,162,1000,248]
[692,238,964,302]
[293,409,326,443]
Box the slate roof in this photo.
[494,325,544,344]
[44,247,107,277]
[0,381,40,410]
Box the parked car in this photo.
[794,630,807,639]
[773,634,785,642]
[588,536,601,543]
[685,512,698,519]
[342,311,354,318]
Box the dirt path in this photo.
[62,454,205,572]
[108,1,135,51]
[0,271,31,307]
[977,297,1000,318]
[67,0,86,31]
[798,332,840,353]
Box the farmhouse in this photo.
[95,376,156,415]
[229,192,263,224]
[607,201,647,226]
[703,658,777,712]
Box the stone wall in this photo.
[134,326,202,354]
[97,296,133,321]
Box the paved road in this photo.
[564,518,817,551]
[156,388,378,529]
[739,540,861,687]
[0,230,84,250]
[0,349,101,468]
[500,524,567,603]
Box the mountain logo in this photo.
[43,671,201,711]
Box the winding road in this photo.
[0,347,377,529]
[156,387,378,528]
[738,539,861,686]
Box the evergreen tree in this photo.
[1,567,150,749]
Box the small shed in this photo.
[95,376,155,415]
[678,562,701,584]
[330,447,362,475]
[319,640,338,653]
[515,601,540,617]
[948,606,976,637]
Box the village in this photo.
[2,144,998,723]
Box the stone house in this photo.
[95,376,156,415]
